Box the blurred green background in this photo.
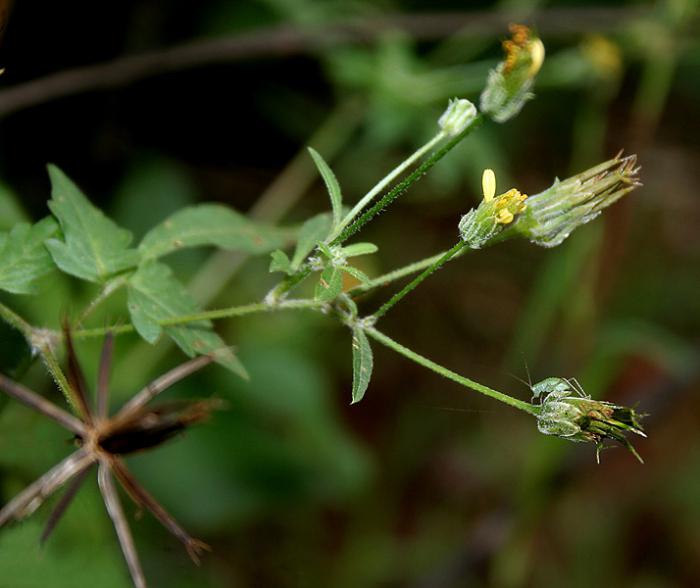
[1,0,699,586]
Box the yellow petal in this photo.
[482,169,496,202]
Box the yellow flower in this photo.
[480,169,528,225]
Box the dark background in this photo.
[1,1,699,587]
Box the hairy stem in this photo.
[329,114,483,246]
[372,241,467,320]
[0,300,33,339]
[72,298,323,340]
[329,131,447,240]
[366,326,537,415]
[349,246,470,296]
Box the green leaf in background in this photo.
[139,204,292,261]
[269,249,292,274]
[127,261,247,378]
[308,147,343,228]
[314,265,343,302]
[45,165,140,283]
[0,217,59,294]
[0,521,130,588]
[291,212,333,269]
[351,326,373,404]
[340,242,378,258]
[0,181,28,230]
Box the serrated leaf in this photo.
[314,266,343,302]
[127,261,247,378]
[340,264,370,284]
[291,212,333,269]
[0,217,59,294]
[340,242,378,258]
[351,327,373,404]
[139,204,292,261]
[45,165,140,283]
[269,249,292,274]
[308,147,343,228]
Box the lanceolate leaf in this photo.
[291,213,332,270]
[308,147,343,228]
[351,327,373,404]
[127,261,247,378]
[340,242,378,258]
[139,204,292,261]
[45,166,140,283]
[0,217,59,295]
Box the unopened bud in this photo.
[438,98,478,137]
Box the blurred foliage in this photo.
[1,0,700,587]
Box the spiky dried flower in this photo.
[0,327,220,588]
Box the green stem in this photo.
[348,249,454,296]
[0,300,33,339]
[329,131,447,240]
[0,301,87,412]
[72,298,322,339]
[366,326,537,415]
[330,114,483,247]
[372,241,467,320]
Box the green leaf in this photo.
[139,204,292,261]
[351,327,373,403]
[45,165,140,283]
[291,212,332,269]
[340,242,378,258]
[314,266,343,302]
[269,249,292,274]
[0,217,59,294]
[340,264,370,285]
[127,261,247,378]
[308,147,343,228]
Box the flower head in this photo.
[513,153,641,247]
[480,24,545,122]
[459,168,528,248]
[533,377,646,463]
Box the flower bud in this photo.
[480,24,545,123]
[438,98,478,137]
[512,153,641,248]
[534,378,646,462]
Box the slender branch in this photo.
[0,300,33,339]
[71,298,323,340]
[329,115,483,246]
[372,241,467,320]
[348,246,469,296]
[0,8,649,118]
[329,131,447,240]
[366,326,537,415]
